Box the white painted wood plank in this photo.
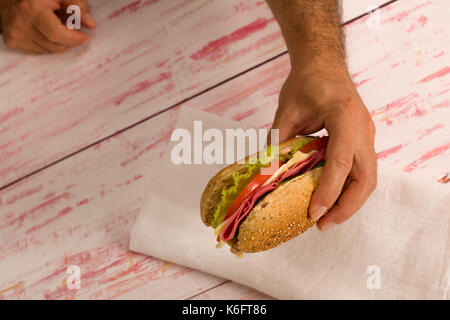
[0,0,391,188]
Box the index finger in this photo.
[309,108,357,221]
[316,148,377,230]
[34,8,90,47]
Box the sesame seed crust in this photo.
[233,167,323,253]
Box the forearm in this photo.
[266,0,346,72]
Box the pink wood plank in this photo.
[1,0,449,299]
[0,0,391,188]
[0,109,226,299]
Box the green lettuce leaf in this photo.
[279,136,317,162]
[211,146,279,228]
[210,137,317,228]
[211,163,262,228]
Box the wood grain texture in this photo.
[1,0,449,299]
[0,0,390,188]
[0,109,226,299]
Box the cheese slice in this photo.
[215,217,231,247]
[262,150,316,187]
[214,217,230,237]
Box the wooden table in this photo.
[0,0,448,299]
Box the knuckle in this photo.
[46,30,58,42]
[330,153,353,173]
[367,174,378,192]
[361,107,376,137]
[367,118,376,137]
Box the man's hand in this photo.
[272,64,377,231]
[266,0,377,231]
[0,0,95,54]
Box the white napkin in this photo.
[130,107,450,300]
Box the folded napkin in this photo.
[130,107,450,300]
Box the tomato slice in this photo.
[217,139,329,241]
[300,136,329,153]
[223,160,283,222]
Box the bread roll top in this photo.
[200,136,313,226]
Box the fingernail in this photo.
[84,13,96,28]
[320,221,336,232]
[310,206,327,221]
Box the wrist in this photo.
[290,48,350,80]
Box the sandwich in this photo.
[200,135,331,256]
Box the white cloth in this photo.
[130,107,450,299]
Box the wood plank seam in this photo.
[186,280,231,300]
[341,0,397,26]
[0,52,285,192]
[0,0,398,193]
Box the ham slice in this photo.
[220,149,326,241]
